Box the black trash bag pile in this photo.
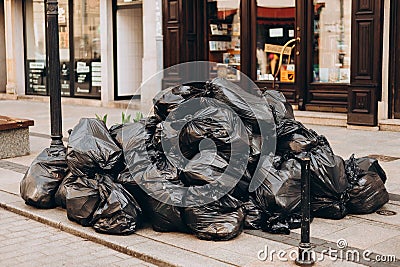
[21,78,390,241]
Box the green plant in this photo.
[121,112,132,124]
[95,113,108,124]
[133,112,143,122]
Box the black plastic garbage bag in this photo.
[276,119,319,143]
[67,118,123,176]
[309,152,349,220]
[114,121,155,186]
[153,83,208,120]
[243,197,263,229]
[91,174,142,235]
[345,155,389,214]
[253,157,302,213]
[262,90,295,122]
[154,99,251,163]
[347,172,389,214]
[261,213,303,235]
[178,104,250,157]
[310,194,348,220]
[65,176,100,226]
[20,146,69,209]
[55,173,77,208]
[183,194,245,241]
[210,78,274,128]
[356,157,387,183]
[136,162,188,233]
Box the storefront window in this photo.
[313,0,351,83]
[24,0,101,98]
[25,0,46,95]
[256,0,296,83]
[73,0,101,97]
[59,0,71,96]
[207,0,240,81]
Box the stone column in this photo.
[378,0,390,121]
[4,0,25,95]
[100,0,114,106]
[140,0,163,114]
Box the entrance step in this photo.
[294,110,347,127]
[379,119,400,132]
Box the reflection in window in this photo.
[25,0,47,94]
[313,0,351,83]
[59,0,71,96]
[256,0,296,83]
[207,0,240,81]
[74,0,101,96]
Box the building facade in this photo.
[0,0,399,127]
[0,0,162,109]
[162,0,399,127]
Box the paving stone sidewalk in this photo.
[0,208,155,267]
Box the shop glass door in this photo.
[255,0,296,84]
[207,0,241,81]
[73,0,101,97]
[59,0,71,96]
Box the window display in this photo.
[74,0,101,97]
[207,0,240,81]
[256,0,296,83]
[312,0,351,83]
[25,0,46,95]
[24,0,101,98]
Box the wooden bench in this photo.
[0,116,34,159]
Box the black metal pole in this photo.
[46,0,63,147]
[296,156,315,265]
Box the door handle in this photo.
[273,38,301,88]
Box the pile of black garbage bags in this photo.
[20,78,389,240]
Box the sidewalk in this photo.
[0,99,400,266]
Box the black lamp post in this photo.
[296,156,315,265]
[46,0,63,147]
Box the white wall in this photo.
[4,0,24,95]
[100,0,114,104]
[116,7,143,97]
[379,0,390,120]
[140,0,163,113]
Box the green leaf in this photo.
[133,112,143,122]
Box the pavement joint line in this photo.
[29,131,69,142]
[348,214,400,231]
[0,160,28,174]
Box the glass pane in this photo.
[207,0,240,81]
[116,7,143,97]
[25,0,47,95]
[256,0,296,83]
[74,0,101,97]
[59,0,71,96]
[313,0,351,83]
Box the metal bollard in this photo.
[295,156,315,266]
